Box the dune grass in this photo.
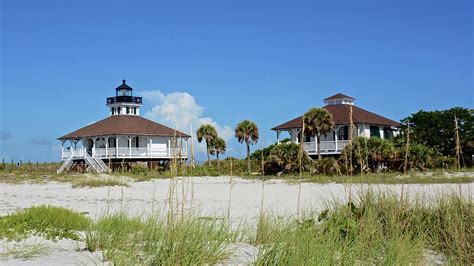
[71,175,129,188]
[0,205,90,241]
[252,190,473,264]
[84,212,235,265]
[0,190,472,264]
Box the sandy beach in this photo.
[1,177,473,265]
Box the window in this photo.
[383,127,393,139]
[133,107,136,114]
[117,107,121,114]
[111,108,115,115]
[370,126,381,138]
[126,107,130,114]
[338,126,349,140]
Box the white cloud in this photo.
[140,90,234,153]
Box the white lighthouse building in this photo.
[58,80,190,173]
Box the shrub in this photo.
[312,157,341,175]
[0,205,91,241]
[131,164,149,175]
[265,142,311,175]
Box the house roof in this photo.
[271,104,401,130]
[116,79,133,90]
[58,115,190,140]
[324,93,355,101]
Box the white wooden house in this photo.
[272,93,400,157]
[58,80,189,173]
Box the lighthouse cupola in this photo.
[106,79,143,116]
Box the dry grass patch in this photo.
[71,175,129,188]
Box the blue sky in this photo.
[1,0,473,162]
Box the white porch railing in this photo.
[62,147,188,160]
[302,140,350,154]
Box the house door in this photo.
[86,139,93,155]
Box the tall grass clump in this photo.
[0,205,90,241]
[254,190,473,264]
[71,175,129,188]
[84,212,234,265]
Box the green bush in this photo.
[312,157,341,175]
[131,164,149,175]
[265,142,311,175]
[0,205,91,241]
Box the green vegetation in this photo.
[1,191,472,264]
[0,205,90,241]
[235,120,259,173]
[84,212,234,265]
[71,175,129,188]
[303,107,335,160]
[209,136,226,170]
[254,191,473,264]
[196,124,218,165]
[402,107,473,160]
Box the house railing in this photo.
[62,147,188,160]
[302,140,350,154]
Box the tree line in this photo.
[195,106,473,175]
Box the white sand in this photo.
[0,176,472,265]
[1,176,472,221]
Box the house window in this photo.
[126,107,130,114]
[383,127,393,139]
[111,108,115,115]
[370,126,381,138]
[117,107,121,114]
[338,126,349,140]
[133,107,136,114]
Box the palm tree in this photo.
[209,137,226,170]
[303,108,335,160]
[196,124,218,165]
[235,120,259,172]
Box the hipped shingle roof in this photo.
[271,104,400,131]
[58,115,190,140]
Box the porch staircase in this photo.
[57,153,110,174]
[84,153,110,173]
[57,154,74,174]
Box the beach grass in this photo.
[0,190,472,264]
[0,205,90,241]
[84,212,234,265]
[71,175,129,188]
[252,190,473,264]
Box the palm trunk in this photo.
[317,135,321,160]
[246,140,251,173]
[206,140,211,166]
[217,152,220,170]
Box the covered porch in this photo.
[60,135,189,160]
[275,125,353,155]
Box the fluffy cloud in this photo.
[140,90,234,153]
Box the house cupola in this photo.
[106,79,143,116]
[323,93,355,106]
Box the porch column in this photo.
[185,138,189,158]
[105,136,109,157]
[115,136,119,158]
[314,135,317,152]
[276,130,281,144]
[92,138,96,156]
[128,136,132,158]
[335,126,340,151]
[149,137,152,158]
[61,140,65,159]
[168,138,171,157]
